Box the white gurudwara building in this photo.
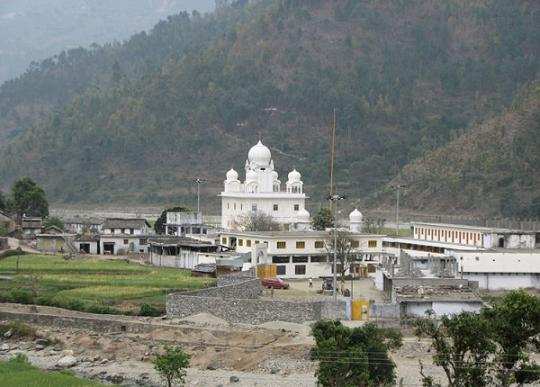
[220,140,309,230]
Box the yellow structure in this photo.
[256,264,277,279]
[351,299,370,321]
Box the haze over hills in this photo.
[0,0,214,85]
[0,0,538,217]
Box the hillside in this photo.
[0,0,214,85]
[0,0,538,215]
[383,83,540,218]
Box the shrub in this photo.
[9,289,34,304]
[153,346,190,387]
[139,303,162,317]
[0,321,36,339]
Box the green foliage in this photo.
[139,303,163,317]
[9,177,49,218]
[482,290,540,386]
[155,206,190,234]
[0,191,6,212]
[311,207,334,231]
[416,291,540,386]
[43,216,64,230]
[0,353,105,386]
[311,320,402,386]
[153,346,190,387]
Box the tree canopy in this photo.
[312,207,334,231]
[153,346,190,387]
[9,178,49,218]
[311,320,402,386]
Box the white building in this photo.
[219,230,386,279]
[411,222,538,249]
[220,140,308,230]
[164,211,208,236]
[100,218,152,255]
[449,249,540,290]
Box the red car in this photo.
[261,277,290,289]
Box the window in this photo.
[351,240,359,248]
[273,204,278,211]
[276,265,286,275]
[238,239,243,246]
[368,240,377,248]
[246,240,252,247]
[221,237,227,244]
[296,241,305,249]
[310,256,327,263]
[252,204,257,212]
[272,256,290,264]
[227,203,230,209]
[123,239,129,245]
[294,204,300,211]
[121,228,126,234]
[295,265,306,275]
[139,239,147,245]
[315,241,324,249]
[293,256,308,263]
[255,240,260,244]
[234,203,236,210]
[277,241,286,249]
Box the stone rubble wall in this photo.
[166,293,347,325]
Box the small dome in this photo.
[297,208,310,221]
[287,169,301,182]
[226,168,238,181]
[271,171,278,180]
[248,140,272,167]
[349,208,363,222]
[246,169,258,181]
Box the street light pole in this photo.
[395,185,400,236]
[194,178,207,216]
[328,194,345,302]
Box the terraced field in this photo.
[0,255,214,315]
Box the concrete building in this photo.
[64,217,103,234]
[164,211,209,237]
[36,227,77,254]
[382,236,483,257]
[449,249,540,290]
[220,141,309,230]
[100,218,152,255]
[21,216,42,238]
[219,230,387,279]
[73,235,100,255]
[411,222,538,249]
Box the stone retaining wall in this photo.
[166,294,347,324]
[180,277,263,299]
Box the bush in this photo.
[0,321,36,339]
[9,289,34,304]
[139,303,162,317]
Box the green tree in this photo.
[43,216,64,230]
[154,206,190,234]
[312,320,402,386]
[415,312,496,387]
[153,346,190,387]
[10,178,49,219]
[0,190,6,212]
[482,290,540,386]
[312,207,334,231]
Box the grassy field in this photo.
[0,355,104,386]
[0,254,215,315]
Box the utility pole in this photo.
[329,108,336,211]
[393,184,407,236]
[194,178,207,217]
[328,194,345,302]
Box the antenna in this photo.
[329,108,336,210]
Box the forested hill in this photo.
[382,82,540,218]
[0,0,538,216]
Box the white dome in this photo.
[226,168,238,181]
[271,171,278,180]
[349,208,363,222]
[297,208,310,222]
[287,169,301,182]
[248,140,272,167]
[246,169,258,181]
